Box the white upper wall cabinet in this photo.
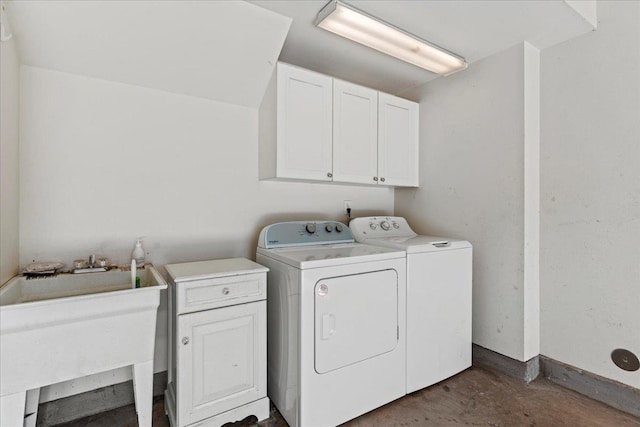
[378,94,419,187]
[260,63,419,187]
[333,80,379,185]
[276,63,333,181]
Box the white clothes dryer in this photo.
[256,221,406,427]
[350,216,472,394]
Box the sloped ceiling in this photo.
[250,0,596,96]
[6,1,291,108]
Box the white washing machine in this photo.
[350,216,472,393]
[256,221,406,427]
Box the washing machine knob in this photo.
[392,222,400,229]
[369,223,378,230]
[380,221,391,231]
[325,224,334,232]
[305,223,316,234]
[335,224,343,232]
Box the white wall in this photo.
[395,43,540,362]
[19,66,393,400]
[540,0,640,389]
[0,8,20,285]
[396,0,639,389]
[19,66,393,268]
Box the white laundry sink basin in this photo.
[0,265,167,427]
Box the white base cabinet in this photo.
[165,259,269,427]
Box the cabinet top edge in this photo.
[166,258,268,282]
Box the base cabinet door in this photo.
[176,301,266,426]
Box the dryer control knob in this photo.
[325,224,334,232]
[305,223,316,234]
[335,224,343,232]
[380,221,391,231]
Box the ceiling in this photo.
[4,1,595,107]
[250,0,596,96]
[5,1,291,108]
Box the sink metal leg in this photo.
[0,390,26,427]
[24,388,40,427]
[132,360,154,427]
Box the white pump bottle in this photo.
[132,238,145,268]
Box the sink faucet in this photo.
[72,254,109,274]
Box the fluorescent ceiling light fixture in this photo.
[315,0,467,76]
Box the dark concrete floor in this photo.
[55,366,639,427]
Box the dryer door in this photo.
[314,269,398,374]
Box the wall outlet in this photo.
[344,200,352,216]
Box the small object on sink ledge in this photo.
[23,262,65,279]
[131,259,136,288]
[24,262,65,273]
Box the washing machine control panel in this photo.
[258,221,354,248]
[350,216,417,240]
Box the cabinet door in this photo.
[378,93,419,187]
[276,63,333,181]
[332,80,378,184]
[176,301,266,426]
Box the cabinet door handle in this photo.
[181,337,190,345]
[373,176,378,182]
[327,172,333,178]
[380,177,386,182]
[222,287,230,295]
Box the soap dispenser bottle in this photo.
[132,238,145,268]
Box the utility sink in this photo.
[1,266,163,305]
[0,265,167,427]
